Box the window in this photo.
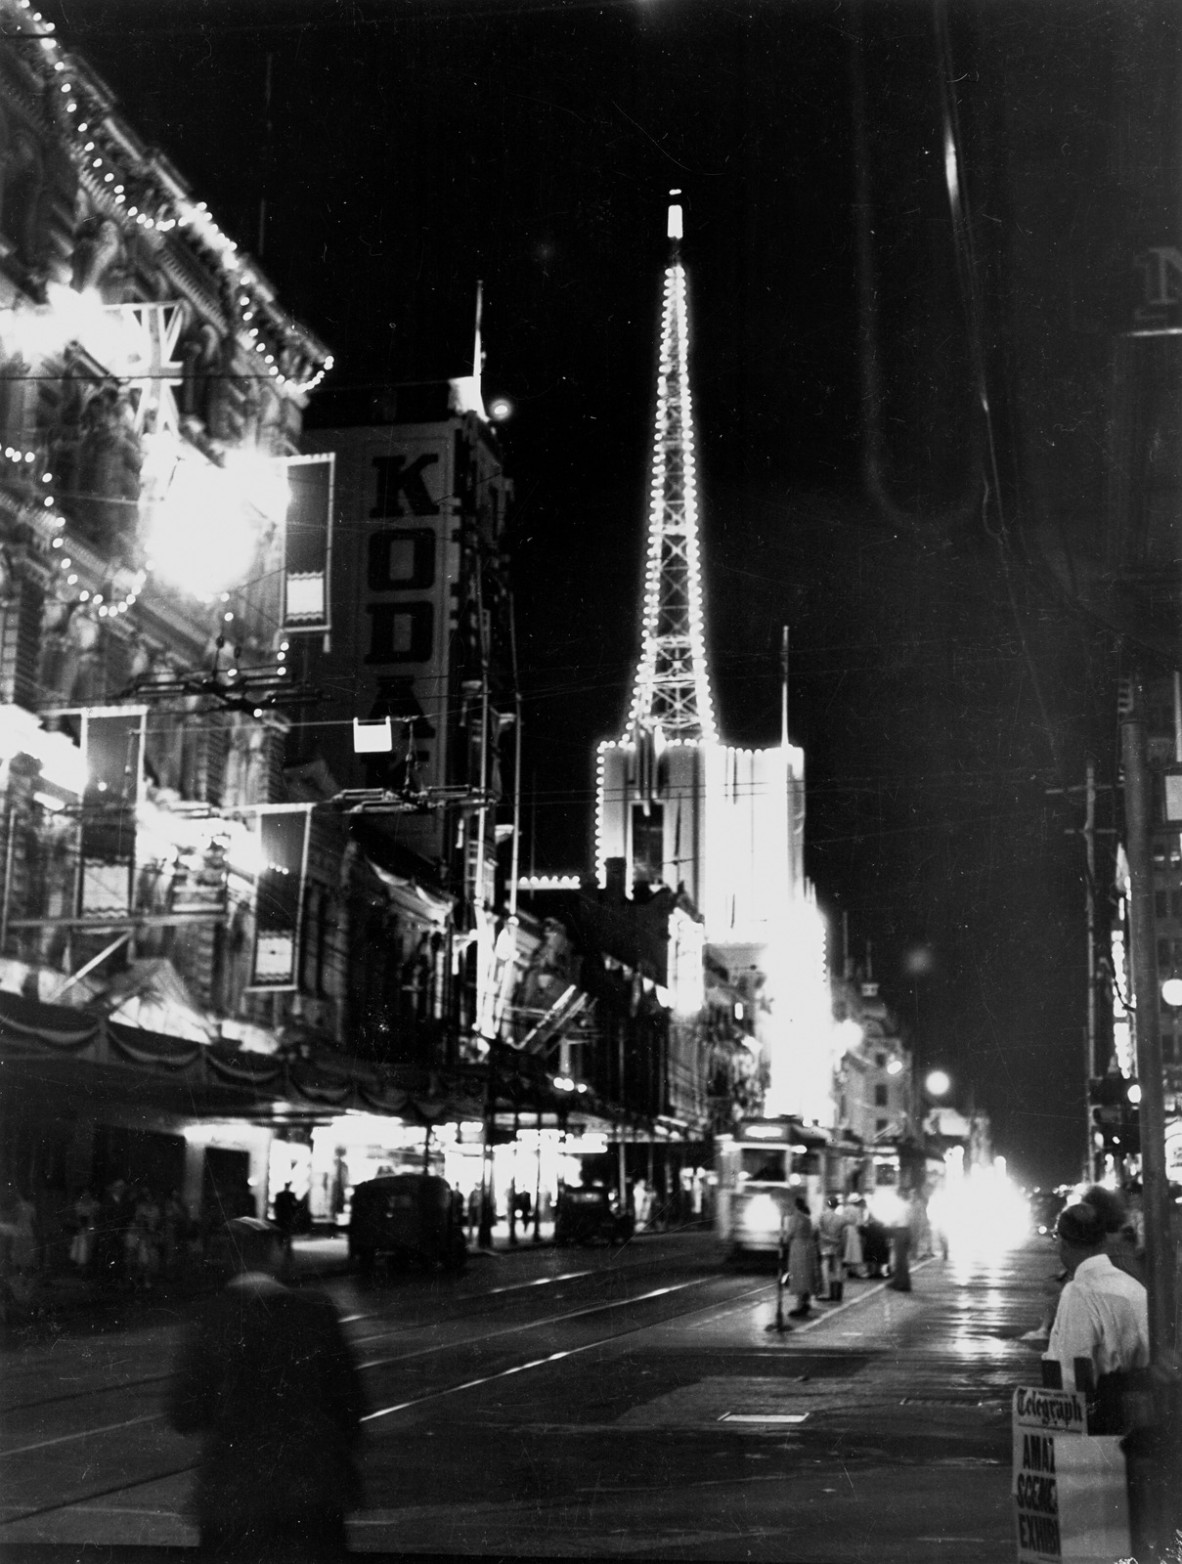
[739,1148,787,1183]
[631,803,664,886]
[874,1084,888,1107]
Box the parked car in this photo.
[554,1183,634,1247]
[348,1173,467,1274]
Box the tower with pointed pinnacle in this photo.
[597,189,803,931]
[593,193,834,1124]
[623,191,717,744]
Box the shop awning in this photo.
[366,859,453,926]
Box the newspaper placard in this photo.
[1011,1388,1130,1562]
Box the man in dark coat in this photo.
[272,1182,298,1258]
[785,1198,822,1319]
[168,1217,364,1560]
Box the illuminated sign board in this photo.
[248,806,312,991]
[282,453,335,637]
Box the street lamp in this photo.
[925,1068,951,1099]
[1161,977,1182,1008]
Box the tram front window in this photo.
[739,1149,787,1183]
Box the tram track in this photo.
[360,1275,773,1423]
[3,1272,771,1443]
[1,1248,728,1417]
[354,1272,736,1368]
[0,1269,774,1531]
[342,1246,699,1339]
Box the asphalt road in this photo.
[0,1228,1059,1562]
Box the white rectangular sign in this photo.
[1011,1389,1130,1563]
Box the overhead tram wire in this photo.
[41,0,652,43]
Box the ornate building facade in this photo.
[0,5,430,1226]
[0,5,581,1240]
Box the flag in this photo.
[105,302,185,437]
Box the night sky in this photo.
[42,0,1118,1187]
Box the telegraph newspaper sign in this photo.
[1011,1387,1129,1562]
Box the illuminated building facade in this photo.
[0,7,447,1226]
[594,193,837,1132]
[1103,675,1182,1187]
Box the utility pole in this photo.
[1083,757,1096,1184]
[781,626,797,900]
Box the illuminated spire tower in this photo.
[597,187,806,928]
[595,194,835,1126]
[624,191,717,743]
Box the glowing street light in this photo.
[1161,977,1182,1008]
[925,1068,951,1098]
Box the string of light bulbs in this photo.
[1,0,332,397]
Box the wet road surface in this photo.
[0,1228,1058,1561]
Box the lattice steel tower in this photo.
[622,191,718,745]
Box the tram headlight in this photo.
[870,1189,904,1226]
[743,1193,781,1234]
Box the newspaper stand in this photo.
[1012,1361,1131,1563]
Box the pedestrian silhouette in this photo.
[168,1217,364,1560]
[272,1182,298,1257]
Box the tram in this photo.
[714,1116,851,1259]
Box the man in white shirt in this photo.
[1045,1201,1149,1402]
